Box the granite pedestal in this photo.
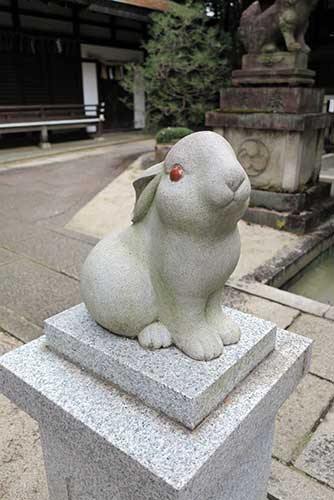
[44,304,277,429]
[0,306,312,500]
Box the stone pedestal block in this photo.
[232,52,315,86]
[220,87,324,114]
[0,308,312,500]
[241,51,309,72]
[206,111,329,192]
[232,68,315,87]
[249,183,331,212]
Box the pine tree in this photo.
[121,2,233,131]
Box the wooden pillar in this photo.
[39,126,51,149]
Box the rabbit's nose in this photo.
[226,173,244,193]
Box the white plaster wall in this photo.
[81,62,99,133]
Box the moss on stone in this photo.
[276,219,286,230]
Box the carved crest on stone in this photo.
[237,139,270,177]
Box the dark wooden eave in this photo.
[110,0,169,12]
[52,0,169,22]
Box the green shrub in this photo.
[155,127,193,144]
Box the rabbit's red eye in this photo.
[170,164,184,182]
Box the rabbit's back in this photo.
[80,231,157,336]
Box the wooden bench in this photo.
[0,104,105,148]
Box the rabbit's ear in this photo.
[132,162,164,223]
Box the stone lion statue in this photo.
[239,0,319,54]
[81,132,250,361]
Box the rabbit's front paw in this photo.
[174,328,224,361]
[138,322,172,350]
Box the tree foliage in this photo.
[176,0,242,34]
[121,2,233,131]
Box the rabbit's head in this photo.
[132,131,250,235]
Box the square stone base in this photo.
[232,51,314,87]
[240,51,309,72]
[39,419,275,500]
[232,67,315,87]
[250,183,331,212]
[246,183,334,234]
[244,194,334,233]
[45,304,276,429]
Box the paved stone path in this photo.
[1,141,334,499]
[0,130,152,171]
[0,139,153,343]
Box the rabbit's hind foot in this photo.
[207,308,241,345]
[138,322,172,350]
[216,316,241,346]
[206,291,241,346]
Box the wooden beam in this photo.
[89,3,149,22]
[11,0,21,30]
[111,0,169,12]
[72,4,81,38]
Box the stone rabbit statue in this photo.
[81,132,251,361]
